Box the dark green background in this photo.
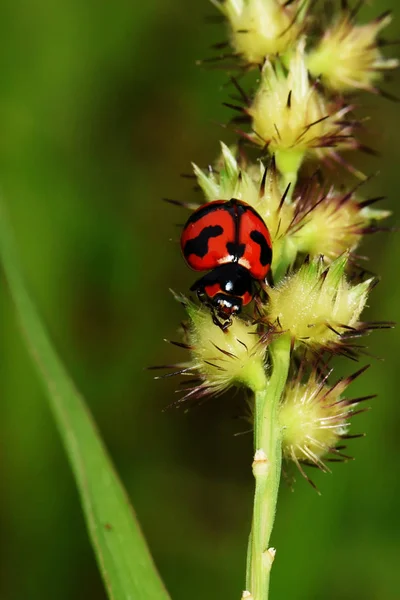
[0,1,398,599]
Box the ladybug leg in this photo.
[212,312,223,328]
[209,304,232,331]
[255,279,270,306]
[211,311,231,332]
[196,288,207,304]
[259,279,270,294]
[222,317,232,331]
[265,269,274,288]
[190,276,209,303]
[194,286,228,329]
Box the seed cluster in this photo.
[159,1,396,482]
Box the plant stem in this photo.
[246,334,291,600]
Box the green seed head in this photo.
[279,365,371,473]
[280,378,348,466]
[248,42,356,162]
[186,302,267,393]
[216,0,305,65]
[290,185,391,261]
[265,254,372,350]
[307,11,399,93]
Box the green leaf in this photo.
[0,199,171,600]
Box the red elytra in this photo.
[180,198,272,329]
[181,199,272,279]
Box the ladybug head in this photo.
[212,292,243,318]
[191,264,254,328]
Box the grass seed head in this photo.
[216,0,306,65]
[265,254,372,351]
[248,41,357,171]
[307,11,399,93]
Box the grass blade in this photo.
[0,200,171,600]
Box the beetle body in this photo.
[181,198,272,329]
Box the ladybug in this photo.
[180,198,272,329]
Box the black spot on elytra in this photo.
[185,202,227,225]
[184,225,223,258]
[226,241,245,259]
[250,230,272,266]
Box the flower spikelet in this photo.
[158,298,268,403]
[214,0,306,65]
[289,181,391,260]
[193,144,294,244]
[279,365,372,476]
[193,143,262,206]
[307,10,399,93]
[187,302,267,393]
[248,41,356,172]
[265,254,372,350]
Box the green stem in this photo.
[246,334,291,600]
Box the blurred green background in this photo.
[0,1,398,599]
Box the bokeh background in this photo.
[0,1,398,599]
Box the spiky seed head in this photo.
[193,144,294,245]
[290,184,391,260]
[307,11,399,93]
[248,41,356,172]
[279,366,368,470]
[265,254,372,350]
[186,301,267,394]
[193,143,262,206]
[215,0,305,65]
